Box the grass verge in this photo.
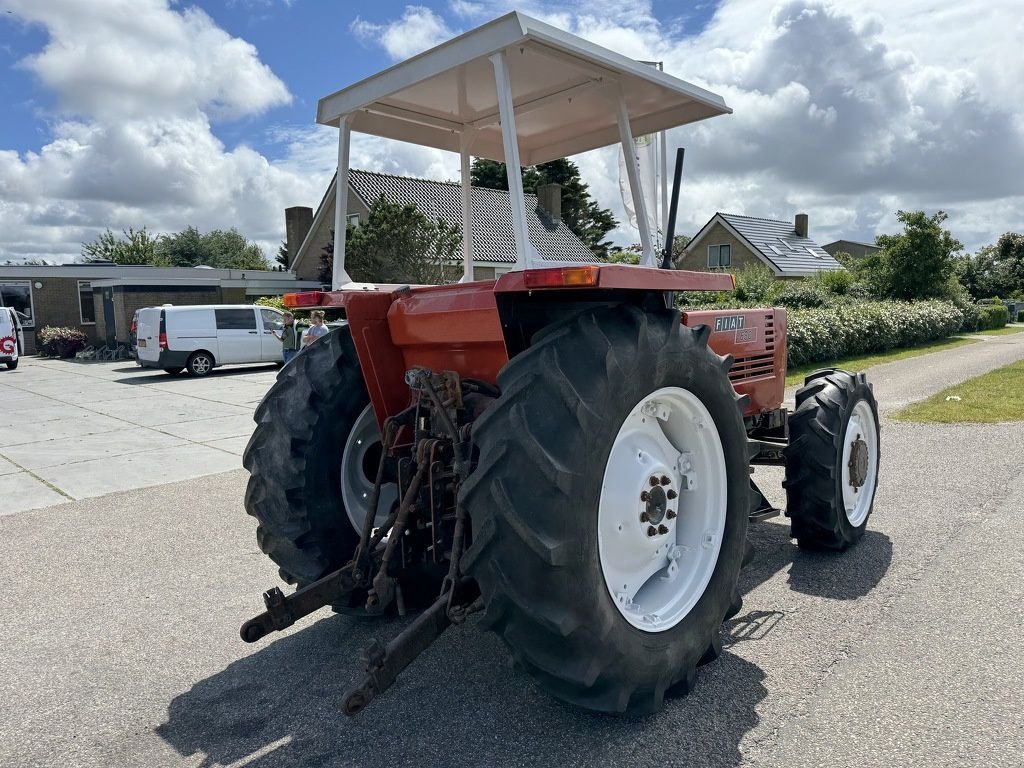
[785,336,979,387]
[973,325,1024,336]
[892,358,1024,423]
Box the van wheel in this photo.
[187,352,214,377]
[5,360,16,370]
[163,367,184,376]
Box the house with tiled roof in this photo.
[285,170,595,282]
[823,239,881,260]
[679,212,843,278]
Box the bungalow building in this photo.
[0,264,318,354]
[679,212,843,278]
[285,169,595,281]
[823,239,881,259]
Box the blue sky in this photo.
[1,1,1021,263]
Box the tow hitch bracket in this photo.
[239,566,357,644]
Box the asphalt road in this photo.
[2,332,1023,768]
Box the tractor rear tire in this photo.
[243,327,367,586]
[460,305,750,715]
[784,369,880,550]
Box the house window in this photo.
[347,214,360,229]
[78,281,95,324]
[473,266,496,281]
[0,281,34,327]
[707,244,731,268]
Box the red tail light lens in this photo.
[283,291,324,308]
[158,332,167,350]
[522,266,600,289]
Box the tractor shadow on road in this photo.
[157,614,768,768]
[741,520,893,602]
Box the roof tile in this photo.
[348,170,594,264]
[717,212,843,275]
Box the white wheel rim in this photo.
[598,387,728,633]
[340,405,398,535]
[193,356,210,374]
[841,400,878,527]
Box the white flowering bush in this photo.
[786,300,964,366]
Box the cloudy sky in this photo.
[1,0,1021,263]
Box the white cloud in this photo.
[9,0,290,120]
[348,1,1024,252]
[0,0,311,263]
[3,0,1022,264]
[351,6,455,61]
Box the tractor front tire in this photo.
[243,327,368,586]
[784,369,880,550]
[460,305,750,715]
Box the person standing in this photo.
[302,310,329,348]
[272,311,300,365]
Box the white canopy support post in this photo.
[489,50,535,270]
[332,115,353,289]
[614,89,655,266]
[459,131,476,282]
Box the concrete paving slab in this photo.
[31,443,244,499]
[0,454,22,476]
[0,471,69,515]
[2,412,126,446]
[0,403,86,428]
[160,413,255,442]
[201,435,251,457]
[1,427,188,470]
[1,394,61,413]
[86,395,251,427]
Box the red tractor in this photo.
[239,12,880,715]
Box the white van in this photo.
[0,306,25,370]
[136,304,287,376]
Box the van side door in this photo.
[258,308,284,362]
[214,308,261,365]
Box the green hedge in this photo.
[976,304,1009,330]
[787,300,964,366]
[37,326,89,358]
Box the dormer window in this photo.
[708,244,731,268]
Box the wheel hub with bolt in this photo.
[847,436,869,490]
[598,387,728,632]
[840,399,879,527]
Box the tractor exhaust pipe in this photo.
[660,147,685,270]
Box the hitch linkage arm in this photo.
[239,565,357,643]
[342,580,480,716]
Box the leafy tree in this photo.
[202,228,270,270]
[610,235,690,266]
[320,198,462,285]
[960,233,1024,299]
[2,258,53,265]
[155,226,269,269]
[82,227,162,265]
[471,157,618,258]
[868,210,963,300]
[318,230,334,285]
[276,241,289,270]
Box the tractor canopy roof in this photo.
[317,11,731,164]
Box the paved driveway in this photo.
[0,357,277,514]
[2,333,1024,767]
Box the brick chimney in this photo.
[285,206,314,267]
[794,212,809,238]
[536,183,562,223]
